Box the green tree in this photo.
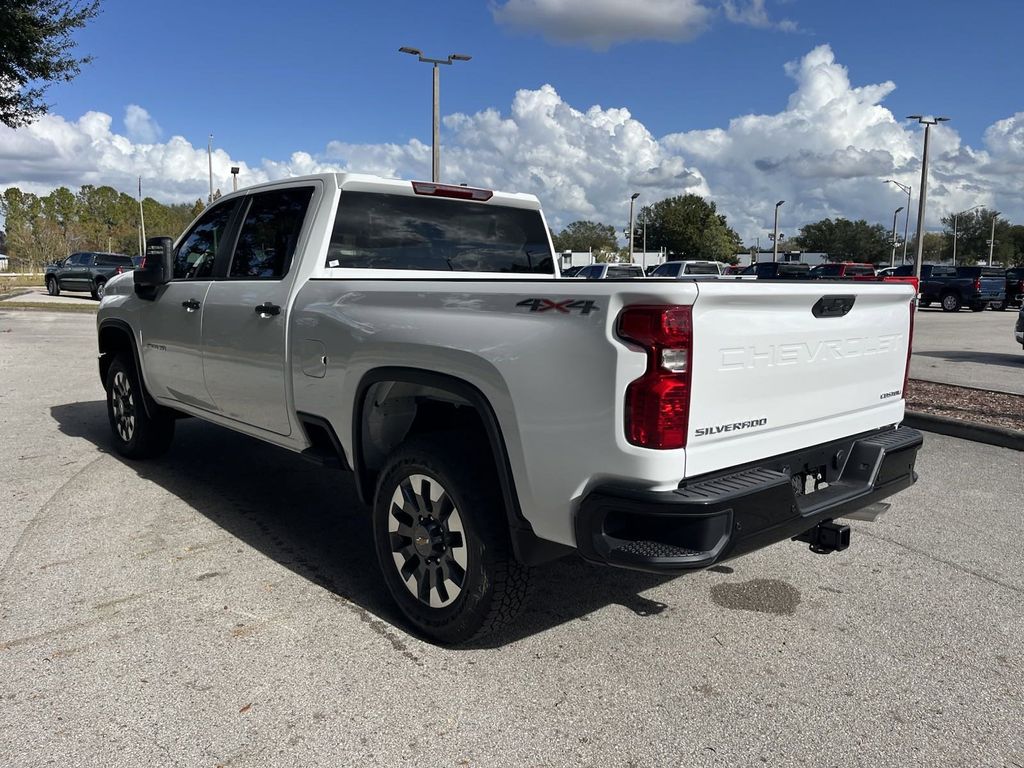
[0,0,101,128]
[941,208,1015,265]
[791,218,890,263]
[642,195,742,262]
[552,220,618,257]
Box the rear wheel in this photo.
[91,279,106,301]
[995,300,1008,311]
[46,277,60,296]
[105,355,175,459]
[372,435,530,644]
[940,293,962,312]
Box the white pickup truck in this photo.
[96,173,922,643]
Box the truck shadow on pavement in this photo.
[913,349,1024,369]
[51,400,677,648]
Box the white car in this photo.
[650,260,726,277]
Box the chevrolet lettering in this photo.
[95,172,922,643]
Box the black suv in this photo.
[45,252,135,300]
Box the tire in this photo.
[91,279,106,301]
[372,434,530,644]
[940,293,962,312]
[105,355,175,459]
[970,302,986,312]
[46,277,60,296]
[995,300,1008,311]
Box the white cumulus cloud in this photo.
[124,104,162,144]
[492,0,714,49]
[1,44,1023,244]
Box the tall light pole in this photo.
[627,193,639,263]
[230,166,239,192]
[951,204,982,266]
[885,180,912,264]
[138,176,146,259]
[988,210,1001,266]
[907,115,950,280]
[890,206,904,268]
[399,47,472,183]
[772,200,784,262]
[207,133,214,205]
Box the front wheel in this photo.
[46,277,60,296]
[105,355,175,459]
[372,435,530,644]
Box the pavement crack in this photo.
[858,528,1024,596]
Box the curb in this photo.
[904,410,1024,452]
[0,288,33,301]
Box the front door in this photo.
[140,200,238,410]
[201,184,317,436]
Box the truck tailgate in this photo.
[685,281,914,477]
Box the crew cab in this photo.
[46,251,135,300]
[96,173,922,643]
[809,262,877,279]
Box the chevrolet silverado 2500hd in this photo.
[96,173,922,643]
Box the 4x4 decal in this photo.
[516,298,600,315]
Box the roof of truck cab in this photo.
[219,172,543,210]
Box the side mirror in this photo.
[134,237,174,296]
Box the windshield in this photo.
[327,192,554,274]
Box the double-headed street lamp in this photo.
[951,205,983,265]
[907,115,950,280]
[399,47,472,183]
[884,180,912,264]
[890,206,904,268]
[772,200,784,262]
[628,192,640,263]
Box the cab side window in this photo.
[229,187,314,280]
[174,202,237,280]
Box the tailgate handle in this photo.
[812,295,856,318]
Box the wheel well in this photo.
[356,379,490,499]
[98,324,135,384]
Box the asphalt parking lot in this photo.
[1,309,1022,767]
[910,306,1024,395]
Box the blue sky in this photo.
[3,0,1023,241]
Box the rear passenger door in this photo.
[201,183,318,436]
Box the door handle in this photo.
[182,298,201,312]
[254,302,280,318]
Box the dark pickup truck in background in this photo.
[1000,266,1024,311]
[894,264,1005,312]
[45,252,135,300]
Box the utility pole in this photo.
[988,211,1001,266]
[628,192,639,263]
[907,115,949,280]
[772,200,784,262]
[207,133,214,205]
[890,206,903,268]
[399,47,471,182]
[885,180,912,264]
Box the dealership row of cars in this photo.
[565,259,1024,312]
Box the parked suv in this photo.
[46,252,135,300]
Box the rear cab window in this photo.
[683,263,719,275]
[327,192,554,274]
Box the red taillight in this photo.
[411,181,493,201]
[973,277,981,292]
[903,299,915,399]
[116,266,124,275]
[617,306,692,450]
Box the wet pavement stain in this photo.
[709,578,801,615]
